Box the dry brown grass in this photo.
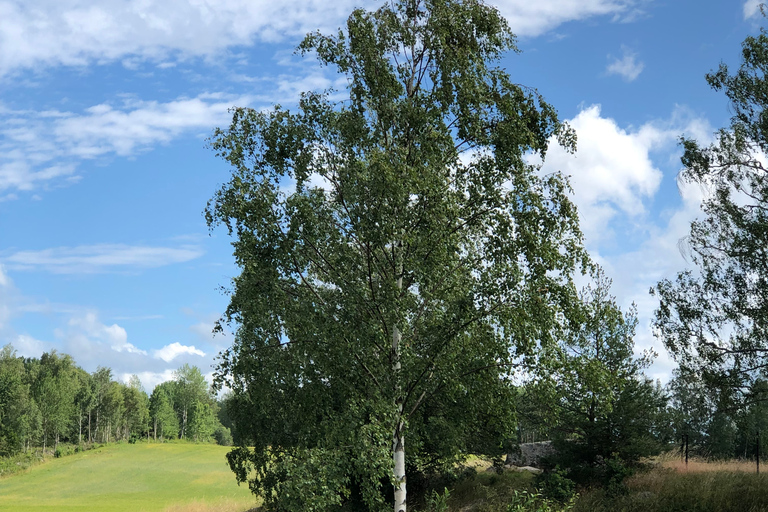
[660,456,759,474]
[161,498,259,512]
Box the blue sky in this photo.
[0,0,762,389]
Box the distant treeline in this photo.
[0,344,233,457]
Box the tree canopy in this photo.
[206,0,587,510]
[654,15,768,406]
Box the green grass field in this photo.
[0,443,257,512]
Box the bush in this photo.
[604,456,634,496]
[508,490,576,512]
[214,425,233,446]
[536,467,576,503]
[425,488,450,512]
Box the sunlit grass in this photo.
[0,442,258,512]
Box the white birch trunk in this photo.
[392,258,406,512]
[393,424,406,512]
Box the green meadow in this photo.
[0,443,257,512]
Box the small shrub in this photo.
[604,456,634,496]
[507,490,577,512]
[214,425,233,446]
[536,467,576,503]
[425,487,451,512]
[54,448,62,458]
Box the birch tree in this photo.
[207,0,586,510]
[654,13,768,405]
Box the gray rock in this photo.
[506,465,543,474]
[505,441,556,468]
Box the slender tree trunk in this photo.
[393,425,406,512]
[88,410,92,443]
[79,412,83,445]
[392,245,406,512]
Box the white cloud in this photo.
[606,46,644,82]
[3,243,203,274]
[536,104,713,247]
[153,342,206,362]
[497,0,645,37]
[12,333,51,358]
[124,369,176,391]
[0,0,364,73]
[65,312,146,355]
[596,178,708,384]
[0,0,647,76]
[538,105,664,244]
[0,264,14,333]
[744,0,763,19]
[0,93,250,193]
[545,107,715,384]
[0,0,370,75]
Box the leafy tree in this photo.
[540,271,667,483]
[654,13,768,412]
[91,366,113,443]
[72,367,94,445]
[123,375,150,441]
[100,381,125,443]
[32,351,77,451]
[149,383,179,440]
[666,367,713,453]
[187,400,217,442]
[216,392,239,444]
[172,364,210,439]
[206,0,586,510]
[0,345,35,455]
[734,379,768,459]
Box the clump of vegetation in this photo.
[0,450,42,477]
[535,468,576,503]
[574,465,768,512]
[507,490,576,512]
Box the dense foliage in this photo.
[653,13,768,416]
[207,0,587,510]
[519,271,670,486]
[0,345,227,456]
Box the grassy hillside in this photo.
[0,443,256,512]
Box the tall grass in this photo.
[575,458,768,512]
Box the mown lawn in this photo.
[0,443,257,512]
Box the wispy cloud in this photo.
[0,0,649,77]
[0,93,250,193]
[606,46,644,82]
[3,243,203,274]
[498,0,646,37]
[0,0,371,76]
[744,0,763,19]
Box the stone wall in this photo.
[505,441,555,468]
